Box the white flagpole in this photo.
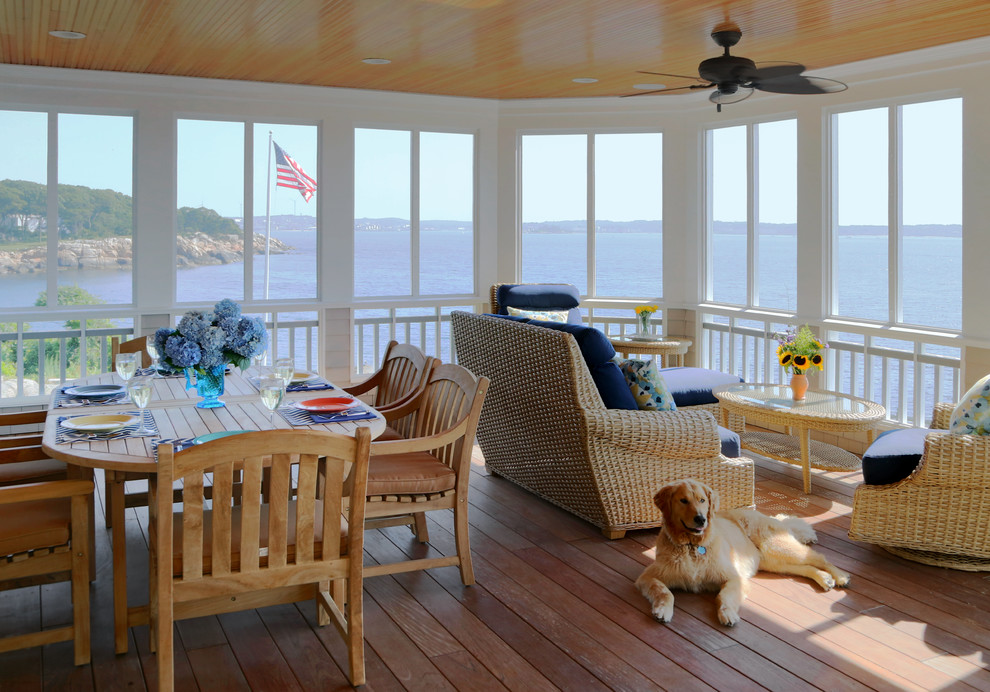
[264,131,274,300]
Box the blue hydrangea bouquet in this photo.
[154,299,268,408]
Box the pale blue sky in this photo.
[0,99,963,225]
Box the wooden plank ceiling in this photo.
[3,0,990,99]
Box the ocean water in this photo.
[1,230,961,333]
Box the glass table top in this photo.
[716,383,883,416]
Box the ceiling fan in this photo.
[627,25,848,111]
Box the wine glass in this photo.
[259,374,285,427]
[127,377,155,435]
[116,353,138,401]
[274,357,294,388]
[144,339,163,378]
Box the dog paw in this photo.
[832,569,851,588]
[652,601,675,623]
[792,524,818,544]
[815,571,835,591]
[718,605,740,627]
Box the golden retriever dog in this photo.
[636,479,850,626]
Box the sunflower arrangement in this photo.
[775,325,826,375]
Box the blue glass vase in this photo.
[186,364,226,408]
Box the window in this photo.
[706,119,796,310]
[354,128,475,298]
[520,132,663,298]
[176,119,318,304]
[0,111,135,309]
[830,98,961,329]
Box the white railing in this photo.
[700,311,961,428]
[1,309,320,404]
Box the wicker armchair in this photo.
[451,311,753,539]
[849,402,990,570]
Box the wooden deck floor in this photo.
[2,448,990,691]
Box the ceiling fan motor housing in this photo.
[698,55,757,87]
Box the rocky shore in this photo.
[0,233,293,274]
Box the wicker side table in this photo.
[609,336,692,368]
[712,383,886,493]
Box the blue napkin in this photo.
[310,410,378,423]
[287,380,335,392]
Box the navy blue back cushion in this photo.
[861,427,936,485]
[717,425,741,458]
[496,283,583,324]
[530,319,638,410]
[658,367,744,407]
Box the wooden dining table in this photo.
[41,367,385,654]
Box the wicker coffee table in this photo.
[712,383,886,493]
[609,336,692,368]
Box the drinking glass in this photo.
[144,339,163,378]
[259,374,285,427]
[274,357,294,387]
[127,377,155,435]
[116,353,138,401]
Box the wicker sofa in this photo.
[849,402,990,570]
[451,310,754,538]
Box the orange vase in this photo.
[790,373,808,401]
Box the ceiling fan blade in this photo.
[637,70,706,83]
[751,62,807,80]
[754,75,848,94]
[709,86,754,105]
[621,84,714,98]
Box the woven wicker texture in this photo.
[740,431,862,472]
[450,311,754,536]
[849,402,990,569]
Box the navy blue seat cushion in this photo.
[861,427,938,485]
[658,367,744,407]
[496,283,583,324]
[528,319,638,410]
[487,313,532,324]
[718,425,741,458]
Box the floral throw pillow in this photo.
[950,373,990,435]
[507,306,569,323]
[614,356,677,411]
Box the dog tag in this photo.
[696,546,706,555]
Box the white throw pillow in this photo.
[506,306,569,323]
[949,373,990,435]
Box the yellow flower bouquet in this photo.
[634,304,659,335]
[775,325,826,375]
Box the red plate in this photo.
[295,397,360,412]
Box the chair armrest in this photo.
[931,402,955,430]
[370,415,471,456]
[0,478,94,504]
[379,390,427,424]
[910,431,990,487]
[583,408,723,459]
[342,369,385,397]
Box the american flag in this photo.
[273,141,317,202]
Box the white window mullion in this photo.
[748,125,758,308]
[410,131,421,297]
[244,123,255,301]
[827,113,840,318]
[46,111,58,307]
[889,106,900,325]
[703,129,715,302]
[587,133,595,299]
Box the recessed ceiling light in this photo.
[572,78,598,84]
[362,58,391,65]
[48,30,86,40]
[633,83,666,90]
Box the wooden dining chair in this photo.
[364,363,489,584]
[0,476,94,665]
[110,335,152,368]
[0,410,67,487]
[344,341,437,439]
[152,428,371,690]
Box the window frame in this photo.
[516,128,665,300]
[352,125,479,300]
[825,92,963,331]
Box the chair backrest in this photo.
[489,283,583,324]
[156,427,370,588]
[111,335,152,368]
[408,363,489,475]
[376,341,436,410]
